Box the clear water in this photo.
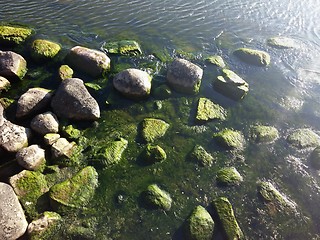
[1,0,320,239]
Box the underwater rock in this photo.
[31,111,59,135]
[31,39,61,61]
[267,37,297,49]
[216,167,243,186]
[184,205,215,240]
[0,24,33,45]
[0,50,27,81]
[0,182,28,240]
[141,118,170,143]
[143,184,172,211]
[196,97,227,123]
[234,48,270,67]
[213,129,245,150]
[250,125,279,143]
[142,144,167,164]
[310,146,320,170]
[212,197,244,240]
[113,68,152,99]
[49,166,98,214]
[205,55,226,68]
[16,144,46,171]
[153,84,172,99]
[44,133,60,146]
[51,137,77,160]
[0,76,10,92]
[102,40,142,55]
[189,144,215,167]
[16,87,52,118]
[287,128,320,148]
[66,46,110,77]
[51,78,100,120]
[27,211,62,240]
[167,58,203,94]
[213,68,249,100]
[58,64,73,81]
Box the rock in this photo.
[0,103,4,126]
[189,145,215,167]
[58,65,73,81]
[113,68,152,99]
[0,76,10,92]
[27,211,62,240]
[0,120,31,152]
[61,125,81,140]
[196,97,227,123]
[31,111,59,135]
[16,144,46,171]
[287,128,320,148]
[49,166,98,214]
[267,37,297,49]
[102,40,142,55]
[44,133,60,146]
[185,205,214,240]
[250,125,279,143]
[143,184,172,211]
[31,39,61,61]
[216,167,243,186]
[212,197,244,240]
[141,118,170,143]
[0,182,28,240]
[213,69,249,100]
[153,84,172,99]
[66,46,110,78]
[205,55,226,68]
[213,129,245,150]
[51,78,100,120]
[0,24,33,45]
[51,137,77,159]
[16,87,52,118]
[9,170,49,219]
[167,58,203,94]
[142,144,167,164]
[233,48,270,66]
[0,50,27,80]
[310,146,320,170]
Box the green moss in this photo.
[141,118,170,143]
[142,144,167,164]
[213,129,245,150]
[103,40,142,55]
[250,125,279,143]
[61,125,82,140]
[287,128,320,148]
[31,39,61,61]
[233,48,270,66]
[216,167,243,186]
[58,65,73,81]
[196,97,227,123]
[153,84,172,99]
[84,82,102,90]
[143,184,172,211]
[205,55,226,68]
[0,24,33,45]
[189,145,215,167]
[0,97,15,109]
[152,48,172,63]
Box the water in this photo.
[1,0,320,239]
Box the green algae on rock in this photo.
[0,24,33,45]
[195,97,227,123]
[205,55,226,68]
[0,76,10,92]
[189,144,215,167]
[61,125,82,140]
[234,47,270,66]
[153,84,172,99]
[310,146,320,170]
[250,125,279,143]
[184,205,215,240]
[141,118,170,143]
[213,129,245,150]
[216,167,243,186]
[31,39,61,61]
[212,197,244,240]
[143,184,172,211]
[103,40,142,55]
[49,166,98,214]
[267,37,297,49]
[58,65,73,81]
[142,144,167,164]
[287,128,320,148]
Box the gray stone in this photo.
[0,76,10,92]
[51,138,77,159]
[234,48,270,67]
[44,133,60,146]
[31,111,59,135]
[0,103,4,126]
[0,50,27,80]
[16,144,46,171]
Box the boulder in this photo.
[287,128,320,148]
[16,144,46,171]
[267,37,297,49]
[167,58,203,94]
[51,137,77,160]
[0,25,33,45]
[44,133,60,146]
[310,146,320,170]
[31,39,61,61]
[233,48,270,66]
[51,78,100,120]
[49,166,98,214]
[0,182,28,240]
[250,125,279,143]
[31,111,59,135]
[113,68,152,99]
[216,167,243,186]
[66,46,110,77]
[189,145,215,167]
[205,55,226,68]
[58,65,73,81]
[141,118,170,143]
[102,40,142,55]
[16,87,52,118]
[0,50,27,80]
[195,97,227,123]
[0,76,10,92]
[213,129,245,150]
[61,125,81,140]
[143,184,172,211]
[185,205,214,240]
[213,69,249,100]
[142,144,167,164]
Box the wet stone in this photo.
[233,47,270,67]
[142,144,167,164]
[58,65,73,81]
[287,128,320,148]
[0,50,27,81]
[250,125,279,143]
[102,40,142,55]
[31,39,61,61]
[0,25,33,45]
[205,55,226,68]
[141,118,170,143]
[213,129,245,150]
[267,36,297,49]
[143,184,172,211]
[189,144,215,167]
[216,167,243,186]
[195,97,227,123]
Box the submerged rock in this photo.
[0,24,33,45]
[189,145,215,167]
[31,39,61,61]
[196,97,227,123]
[153,84,172,99]
[141,118,170,142]
[51,78,100,120]
[213,129,245,150]
[0,50,27,80]
[205,55,226,68]
[234,48,270,66]
[143,184,172,211]
[142,144,167,164]
[167,58,203,94]
[287,128,320,148]
[0,76,10,92]
[31,111,59,135]
[310,146,320,170]
[185,205,215,240]
[16,144,46,171]
[267,36,297,49]
[58,64,73,81]
[216,167,243,186]
[250,125,279,143]
[213,68,249,100]
[103,40,142,55]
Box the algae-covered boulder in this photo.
[49,166,98,214]
[142,144,167,164]
[196,97,227,123]
[234,48,270,66]
[189,145,215,167]
[205,55,226,68]
[0,50,27,81]
[31,111,59,135]
[0,24,33,45]
[167,58,203,94]
[287,128,320,148]
[141,118,170,142]
[31,39,61,61]
[310,146,320,170]
[113,68,152,99]
[103,40,142,55]
[51,138,77,163]
[213,129,245,150]
[58,65,73,81]
[185,205,214,240]
[250,125,279,143]
[216,167,243,186]
[143,184,172,211]
[213,69,249,100]
[267,37,297,49]
[212,197,244,240]
[16,144,46,171]
[61,125,81,140]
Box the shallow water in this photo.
[1,0,320,239]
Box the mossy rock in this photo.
[31,39,61,61]
[103,40,142,55]
[310,146,320,170]
[0,24,33,45]
[213,129,245,150]
[233,48,270,66]
[287,128,320,148]
[185,205,215,240]
[250,125,279,143]
[141,118,170,143]
[267,37,297,49]
[205,55,226,68]
[216,167,243,186]
[142,144,167,164]
[143,184,172,211]
[49,166,98,214]
[212,197,244,240]
[195,97,227,123]
[61,125,82,140]
[58,65,73,81]
[189,145,215,167]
